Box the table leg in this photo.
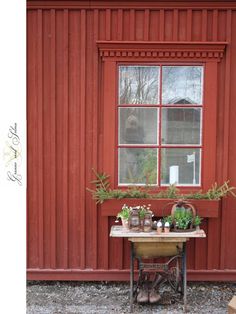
[130,242,134,313]
[182,242,187,312]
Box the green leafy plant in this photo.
[193,215,202,226]
[174,209,193,230]
[116,204,132,220]
[138,204,152,219]
[126,186,150,198]
[164,184,180,198]
[163,215,173,225]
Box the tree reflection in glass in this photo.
[162,66,203,105]
[119,66,160,105]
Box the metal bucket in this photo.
[134,242,183,258]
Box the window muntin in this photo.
[117,65,203,186]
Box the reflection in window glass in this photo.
[161,108,201,145]
[119,108,158,145]
[161,148,200,185]
[119,66,160,104]
[162,66,203,105]
[119,148,158,185]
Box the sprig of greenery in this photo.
[205,181,236,200]
[86,168,111,203]
[153,184,180,199]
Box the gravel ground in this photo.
[27,281,236,314]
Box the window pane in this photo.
[119,148,158,185]
[119,66,160,105]
[161,148,201,185]
[162,66,203,105]
[119,108,158,145]
[161,108,201,145]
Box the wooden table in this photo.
[110,226,206,312]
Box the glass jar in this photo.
[129,208,140,232]
[143,211,152,232]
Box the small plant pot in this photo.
[195,225,201,233]
[143,225,152,232]
[140,219,144,232]
[121,218,129,230]
[164,227,170,233]
[157,226,163,234]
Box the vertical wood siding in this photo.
[27,3,236,280]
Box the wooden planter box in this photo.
[100,198,220,218]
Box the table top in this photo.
[110,225,206,241]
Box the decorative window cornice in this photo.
[97,41,227,62]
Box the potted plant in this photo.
[137,204,151,230]
[115,204,132,229]
[173,210,194,231]
[193,215,203,232]
[163,215,173,226]
[116,204,153,231]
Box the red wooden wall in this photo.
[27,0,236,281]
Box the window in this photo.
[118,65,203,186]
[99,42,224,190]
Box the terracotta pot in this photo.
[157,226,163,234]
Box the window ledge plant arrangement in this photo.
[87,169,236,219]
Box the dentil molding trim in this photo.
[97,41,227,61]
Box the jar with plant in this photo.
[115,204,132,229]
[138,204,152,231]
[116,204,153,231]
